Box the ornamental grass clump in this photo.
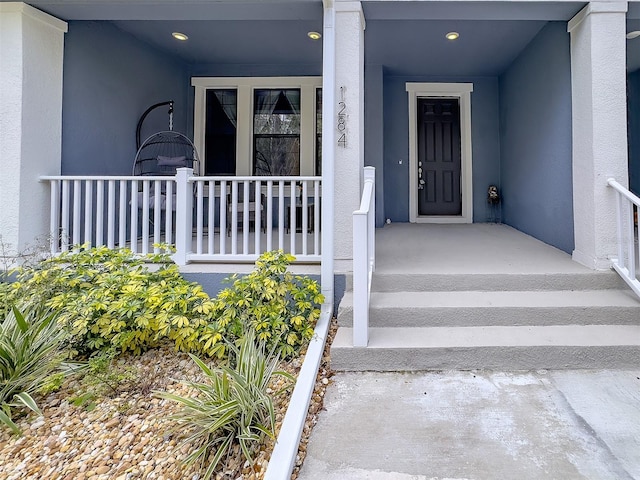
[0,307,70,434]
[157,330,294,479]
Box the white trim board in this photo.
[406,82,473,224]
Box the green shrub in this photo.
[199,250,324,359]
[0,307,69,434]
[157,330,293,479]
[3,245,215,356]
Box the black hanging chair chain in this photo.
[135,100,174,151]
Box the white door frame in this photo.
[406,82,473,223]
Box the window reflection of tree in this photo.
[253,90,301,176]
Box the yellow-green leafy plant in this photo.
[0,307,70,434]
[3,245,216,356]
[199,250,324,358]
[157,330,293,479]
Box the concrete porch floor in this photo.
[374,223,592,275]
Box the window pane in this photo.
[254,137,300,176]
[205,89,237,175]
[253,89,301,175]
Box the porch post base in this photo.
[572,248,613,271]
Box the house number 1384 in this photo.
[337,87,347,147]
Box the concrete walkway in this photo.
[297,370,640,480]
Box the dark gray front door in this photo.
[417,98,462,216]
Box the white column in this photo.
[173,168,194,266]
[321,0,336,303]
[568,1,628,270]
[333,0,365,271]
[0,3,67,254]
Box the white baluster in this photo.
[50,180,60,254]
[289,181,297,255]
[119,181,127,248]
[107,180,116,249]
[220,180,227,255]
[314,180,320,255]
[208,181,214,254]
[197,180,204,255]
[60,180,70,251]
[95,180,104,247]
[278,180,285,249]
[83,181,93,246]
[141,180,150,254]
[130,180,138,253]
[242,181,250,254]
[72,180,81,247]
[153,181,162,253]
[303,181,310,255]
[231,181,238,255]
[164,181,173,245]
[255,180,262,254]
[267,181,273,251]
[626,197,636,279]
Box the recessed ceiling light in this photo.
[445,32,459,41]
[627,31,640,40]
[172,32,188,41]
[307,31,321,40]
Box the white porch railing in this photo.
[352,166,376,347]
[607,178,640,298]
[41,168,321,264]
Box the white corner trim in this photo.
[406,83,473,224]
[568,1,628,32]
[334,0,366,29]
[0,2,68,32]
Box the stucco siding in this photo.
[382,75,501,223]
[499,22,573,253]
[365,64,385,227]
[61,21,189,175]
[629,69,640,195]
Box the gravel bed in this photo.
[0,319,337,480]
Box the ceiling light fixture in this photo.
[307,31,322,40]
[445,31,460,41]
[627,31,640,40]
[172,32,189,41]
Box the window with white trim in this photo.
[192,77,322,176]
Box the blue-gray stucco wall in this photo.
[629,69,640,196]
[61,22,323,176]
[183,272,345,316]
[498,22,573,253]
[365,64,386,227]
[382,75,502,223]
[61,22,190,175]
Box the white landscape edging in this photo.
[263,302,333,480]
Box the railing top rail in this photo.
[40,175,177,182]
[608,178,640,207]
[189,176,322,183]
[354,178,375,215]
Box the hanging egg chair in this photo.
[132,101,200,176]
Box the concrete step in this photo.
[330,325,640,371]
[370,270,627,292]
[337,290,640,327]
